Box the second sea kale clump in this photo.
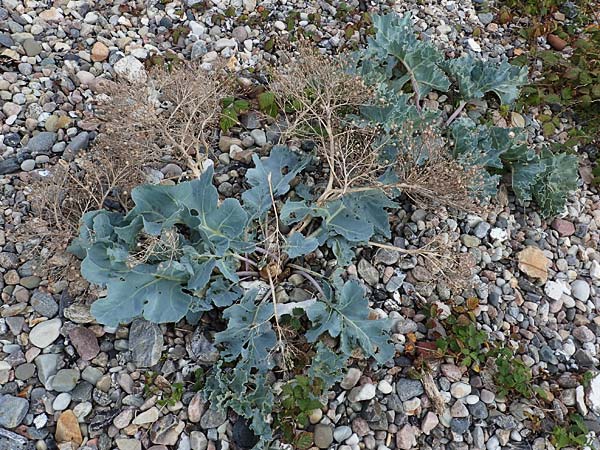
[354,13,578,217]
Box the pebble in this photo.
[69,327,100,361]
[571,279,590,301]
[314,424,333,449]
[396,378,424,401]
[450,382,472,399]
[27,132,57,153]
[29,318,62,348]
[52,393,72,411]
[348,383,376,402]
[0,395,29,428]
[129,319,163,368]
[114,55,147,82]
[52,369,80,392]
[340,368,362,390]
[55,410,83,447]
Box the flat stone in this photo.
[133,406,160,424]
[150,414,185,445]
[551,218,575,236]
[15,363,35,380]
[31,291,58,317]
[571,280,590,301]
[450,400,469,417]
[23,38,42,56]
[450,417,470,434]
[450,382,472,399]
[20,159,35,171]
[52,369,80,392]
[218,136,243,152]
[35,353,60,386]
[396,424,417,450]
[29,318,62,348]
[573,326,595,343]
[340,368,362,390]
[116,439,141,450]
[250,129,266,146]
[396,378,424,401]
[200,408,226,429]
[91,42,109,61]
[64,132,90,157]
[517,246,549,282]
[333,425,352,442]
[129,319,163,368]
[55,410,83,447]
[52,393,72,411]
[113,409,134,429]
[187,329,219,364]
[25,134,56,158]
[64,304,94,324]
[358,259,379,286]
[314,424,333,449]
[348,383,376,402]
[188,392,205,423]
[82,366,103,384]
[421,411,439,435]
[0,395,29,428]
[190,431,208,450]
[114,55,147,83]
[68,327,100,361]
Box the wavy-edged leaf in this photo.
[80,242,129,285]
[204,362,274,447]
[532,151,578,217]
[443,55,529,105]
[326,235,355,266]
[243,146,311,216]
[342,190,397,238]
[215,290,276,372]
[307,342,349,390]
[285,232,319,258]
[90,264,194,326]
[306,280,394,363]
[206,277,242,307]
[359,13,450,98]
[130,166,247,254]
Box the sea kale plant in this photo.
[70,12,579,449]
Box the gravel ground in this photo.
[1,1,599,450]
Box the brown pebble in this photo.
[547,34,567,51]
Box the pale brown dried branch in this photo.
[94,62,232,177]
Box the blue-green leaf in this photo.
[306,280,394,363]
[443,55,529,105]
[326,235,355,266]
[342,190,397,238]
[285,232,319,258]
[90,264,194,326]
[215,290,276,372]
[243,146,311,216]
[307,342,349,390]
[358,13,450,98]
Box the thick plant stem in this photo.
[445,100,467,127]
[292,270,326,298]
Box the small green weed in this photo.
[493,347,534,398]
[220,97,250,132]
[274,375,324,445]
[551,414,592,450]
[157,382,184,407]
[435,315,489,372]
